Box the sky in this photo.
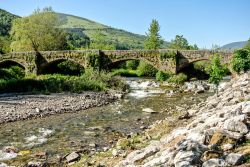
[1,0,249,48]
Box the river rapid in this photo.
[0,78,212,165]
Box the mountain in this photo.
[0,9,20,36]
[0,9,168,50]
[221,41,247,50]
[58,13,169,49]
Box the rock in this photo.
[174,151,200,167]
[225,153,244,165]
[3,146,18,153]
[209,132,224,145]
[142,108,158,114]
[202,158,227,167]
[27,161,42,167]
[0,150,17,161]
[222,143,234,151]
[65,152,80,163]
[223,119,248,134]
[178,112,191,120]
[201,150,223,161]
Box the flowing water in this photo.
[0,78,212,165]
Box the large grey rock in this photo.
[223,118,248,134]
[202,158,227,167]
[174,151,200,167]
[65,152,80,163]
[225,153,244,165]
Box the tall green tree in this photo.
[144,19,163,50]
[10,7,67,52]
[206,54,227,95]
[169,35,198,50]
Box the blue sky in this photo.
[1,0,249,48]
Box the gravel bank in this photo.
[0,91,123,124]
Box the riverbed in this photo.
[0,78,212,166]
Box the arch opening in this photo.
[108,59,158,77]
[0,60,25,80]
[39,59,85,76]
[178,60,210,80]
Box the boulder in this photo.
[225,153,244,165]
[202,158,227,167]
[223,119,248,134]
[201,150,223,161]
[65,152,80,163]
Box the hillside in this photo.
[221,41,247,50]
[58,13,168,49]
[0,9,168,50]
[0,9,20,36]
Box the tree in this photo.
[10,7,67,52]
[89,31,116,50]
[144,19,163,50]
[168,35,198,50]
[231,49,250,73]
[206,54,227,96]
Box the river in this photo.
[0,78,212,165]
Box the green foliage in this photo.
[125,60,139,70]
[168,35,198,50]
[193,61,209,73]
[0,69,126,93]
[0,36,11,53]
[10,7,68,51]
[167,73,187,84]
[57,60,84,75]
[0,66,25,80]
[206,54,227,86]
[231,49,250,73]
[112,69,138,77]
[144,19,163,50]
[156,71,171,81]
[66,30,90,49]
[89,31,116,50]
[0,9,19,36]
[136,61,158,77]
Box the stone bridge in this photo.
[0,49,233,75]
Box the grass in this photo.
[0,69,126,93]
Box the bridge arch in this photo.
[105,58,160,71]
[0,60,26,70]
[38,58,85,75]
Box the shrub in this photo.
[167,73,187,84]
[126,60,139,70]
[156,71,171,81]
[112,69,138,77]
[193,61,209,73]
[0,69,126,93]
[57,60,84,75]
[136,61,158,77]
[0,66,25,80]
[231,49,250,73]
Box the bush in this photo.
[126,60,139,70]
[0,69,126,93]
[57,60,84,75]
[231,49,250,73]
[167,73,187,84]
[112,69,138,77]
[156,71,171,81]
[193,61,209,73]
[0,66,25,80]
[136,61,158,77]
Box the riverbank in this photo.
[113,72,250,166]
[0,91,123,124]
